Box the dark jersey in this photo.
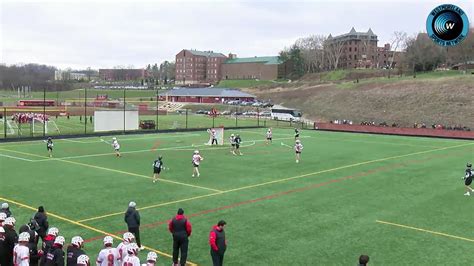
[40,235,55,265]
[234,137,241,145]
[44,246,64,266]
[466,168,473,179]
[47,140,53,150]
[153,159,162,170]
[66,245,85,266]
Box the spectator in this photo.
[2,217,18,266]
[359,254,370,265]
[34,206,49,242]
[0,227,7,265]
[168,208,192,266]
[1,203,12,217]
[209,220,227,266]
[124,202,142,250]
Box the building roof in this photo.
[165,88,256,98]
[185,50,227,57]
[224,56,282,65]
[327,27,378,41]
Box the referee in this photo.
[168,208,192,266]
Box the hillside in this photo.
[244,71,474,128]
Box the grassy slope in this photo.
[1,129,473,265]
[246,71,474,128]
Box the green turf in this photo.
[1,129,473,265]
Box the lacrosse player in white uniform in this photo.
[112,137,121,157]
[14,232,31,266]
[117,232,134,265]
[122,243,140,266]
[97,236,119,266]
[294,139,303,163]
[192,150,204,178]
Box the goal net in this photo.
[94,110,139,132]
[206,127,224,145]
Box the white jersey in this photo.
[112,140,120,150]
[122,255,140,266]
[211,130,217,139]
[13,244,30,266]
[295,143,303,153]
[192,154,203,165]
[266,131,272,138]
[116,242,129,264]
[229,136,235,144]
[141,263,155,266]
[97,247,119,266]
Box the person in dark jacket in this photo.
[34,206,49,242]
[209,220,227,266]
[44,236,65,266]
[124,201,142,249]
[19,219,41,266]
[1,217,18,266]
[66,236,85,266]
[1,202,12,217]
[168,208,192,266]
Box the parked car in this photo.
[196,110,209,114]
[262,102,274,108]
[139,120,156,129]
[176,110,186,114]
[221,110,231,115]
[259,111,271,117]
[233,112,244,116]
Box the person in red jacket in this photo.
[168,208,192,266]
[209,220,226,266]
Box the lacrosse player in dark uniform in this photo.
[152,156,163,183]
[463,163,473,196]
[46,137,54,158]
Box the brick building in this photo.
[99,69,146,81]
[326,27,402,69]
[175,49,227,85]
[221,55,291,80]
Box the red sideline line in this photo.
[83,149,469,244]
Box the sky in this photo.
[1,0,473,70]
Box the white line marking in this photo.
[0,153,35,162]
[32,136,306,162]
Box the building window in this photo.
[349,47,352,52]
[355,47,357,51]
[354,55,357,60]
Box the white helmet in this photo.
[77,254,90,265]
[19,232,30,242]
[1,203,8,209]
[54,235,65,246]
[147,251,157,262]
[112,137,117,140]
[123,232,135,243]
[0,212,6,221]
[127,243,139,256]
[296,139,301,143]
[47,227,59,236]
[194,150,199,154]
[71,236,84,247]
[231,134,234,137]
[4,217,15,226]
[128,201,136,208]
[103,236,113,245]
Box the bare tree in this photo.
[388,31,408,69]
[325,39,346,70]
[296,35,327,73]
